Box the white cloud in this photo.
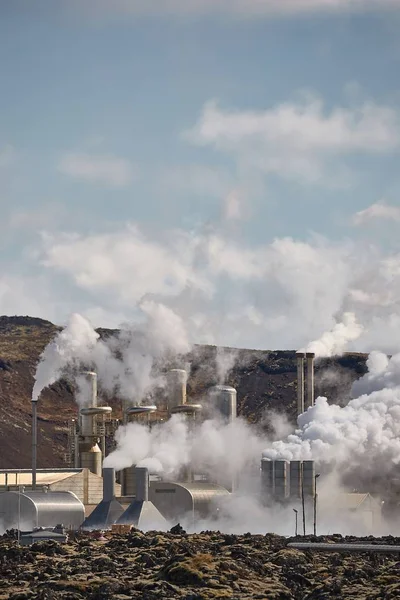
[185,97,400,184]
[40,225,212,306]
[74,0,400,18]
[353,200,400,225]
[58,152,135,188]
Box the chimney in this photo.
[296,352,305,416]
[117,467,167,529]
[80,467,124,530]
[102,468,115,502]
[135,467,149,502]
[166,369,187,415]
[305,353,315,410]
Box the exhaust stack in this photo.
[81,468,124,530]
[78,372,112,476]
[117,467,167,530]
[296,352,305,416]
[166,369,188,416]
[305,353,315,410]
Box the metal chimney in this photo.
[296,352,305,416]
[81,467,124,530]
[166,369,187,415]
[261,459,274,502]
[135,467,149,502]
[274,460,289,500]
[102,467,115,502]
[117,467,167,530]
[305,353,315,410]
[289,460,302,499]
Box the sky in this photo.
[1,0,400,352]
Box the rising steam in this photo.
[263,349,400,488]
[302,311,363,357]
[32,301,190,405]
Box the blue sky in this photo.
[1,0,400,351]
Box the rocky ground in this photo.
[1,529,400,599]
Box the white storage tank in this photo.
[0,490,85,532]
[207,385,237,422]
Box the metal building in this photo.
[0,490,84,531]
[149,480,230,524]
[0,468,121,508]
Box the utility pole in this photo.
[313,473,320,537]
[301,462,306,536]
[293,508,298,537]
[32,400,38,490]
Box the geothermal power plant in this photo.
[0,351,382,535]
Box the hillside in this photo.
[0,316,368,469]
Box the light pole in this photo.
[313,473,320,537]
[32,400,38,490]
[293,508,298,537]
[301,462,306,536]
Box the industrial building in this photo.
[0,355,383,536]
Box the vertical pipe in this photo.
[296,353,305,416]
[301,462,306,536]
[135,467,149,502]
[32,401,37,491]
[166,369,187,415]
[306,353,315,410]
[102,468,115,502]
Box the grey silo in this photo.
[303,460,316,497]
[289,461,302,498]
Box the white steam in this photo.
[104,414,266,485]
[32,301,190,405]
[215,347,238,384]
[32,313,99,401]
[263,350,400,485]
[303,311,363,357]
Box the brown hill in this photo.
[0,316,368,469]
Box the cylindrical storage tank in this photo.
[0,491,84,531]
[80,443,102,476]
[274,460,289,500]
[122,465,137,497]
[289,461,302,498]
[303,460,315,497]
[208,385,237,422]
[135,467,149,502]
[166,369,187,414]
[261,459,274,500]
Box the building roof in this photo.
[0,470,83,487]
[328,493,380,511]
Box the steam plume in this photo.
[302,311,363,357]
[262,350,400,488]
[32,301,190,405]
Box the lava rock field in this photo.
[1,529,400,599]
